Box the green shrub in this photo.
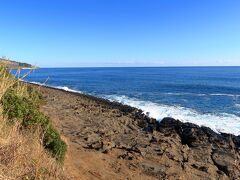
[26,85,44,106]
[44,125,67,162]
[11,83,44,106]
[1,90,32,121]
[1,89,67,162]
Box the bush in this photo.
[1,90,32,121]
[1,89,67,162]
[44,125,67,162]
[26,85,44,106]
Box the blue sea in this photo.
[18,67,240,135]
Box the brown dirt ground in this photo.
[36,85,240,180]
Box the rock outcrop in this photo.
[37,84,240,179]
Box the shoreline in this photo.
[28,82,240,179]
[28,81,147,116]
[28,81,240,136]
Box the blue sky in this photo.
[0,0,239,67]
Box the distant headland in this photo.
[0,57,37,69]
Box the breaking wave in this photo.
[105,95,240,135]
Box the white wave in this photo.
[164,92,240,97]
[55,86,82,94]
[29,81,83,94]
[105,95,240,135]
[29,81,44,86]
[235,104,240,108]
[164,92,206,96]
[210,93,240,97]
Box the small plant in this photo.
[44,125,67,162]
[1,89,67,162]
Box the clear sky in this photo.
[0,0,239,67]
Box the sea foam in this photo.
[105,95,240,135]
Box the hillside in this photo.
[0,68,68,179]
[0,57,36,69]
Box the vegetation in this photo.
[0,67,67,179]
[0,57,36,69]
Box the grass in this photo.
[2,89,67,161]
[0,67,68,179]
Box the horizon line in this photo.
[39,65,240,68]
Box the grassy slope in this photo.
[0,67,68,179]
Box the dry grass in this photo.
[0,68,15,99]
[0,118,67,179]
[0,67,68,179]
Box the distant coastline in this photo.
[0,57,37,69]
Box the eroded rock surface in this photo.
[36,85,240,180]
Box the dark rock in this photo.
[211,151,236,176]
[191,164,208,173]
[101,141,116,153]
[118,152,134,160]
[139,162,166,178]
[88,141,102,150]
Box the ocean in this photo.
[17,67,240,135]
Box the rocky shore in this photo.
[32,84,240,179]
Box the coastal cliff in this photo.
[0,57,36,69]
[36,84,240,179]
